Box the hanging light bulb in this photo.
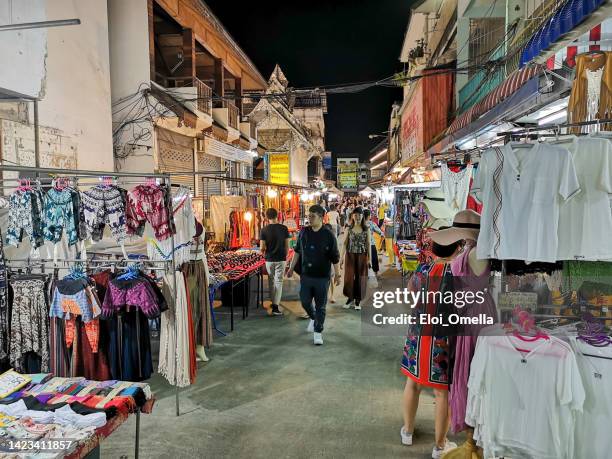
[244,211,253,222]
[300,192,309,202]
[267,188,278,198]
[286,191,292,200]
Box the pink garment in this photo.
[449,245,496,433]
[126,185,172,240]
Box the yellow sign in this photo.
[338,163,358,189]
[268,153,290,185]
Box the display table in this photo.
[208,249,294,333]
[66,398,154,459]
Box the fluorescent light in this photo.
[369,148,388,162]
[538,109,566,125]
[371,160,387,170]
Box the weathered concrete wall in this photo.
[0,0,47,98]
[108,0,155,173]
[0,0,114,172]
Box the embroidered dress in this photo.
[6,190,44,248]
[10,279,50,372]
[401,263,450,390]
[126,185,172,241]
[80,185,127,243]
[43,188,79,245]
[145,186,195,265]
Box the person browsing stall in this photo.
[287,205,341,345]
[260,208,291,316]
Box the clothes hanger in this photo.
[117,263,141,280]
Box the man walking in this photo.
[260,208,291,316]
[287,204,341,345]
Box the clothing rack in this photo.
[0,164,187,424]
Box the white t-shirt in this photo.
[467,334,585,459]
[556,136,612,260]
[327,210,340,226]
[472,142,580,262]
[570,337,612,459]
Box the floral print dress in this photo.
[401,262,450,390]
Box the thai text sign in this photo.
[267,152,290,185]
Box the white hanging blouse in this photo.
[441,162,473,213]
[472,142,580,262]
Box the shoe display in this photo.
[400,427,413,446]
[313,332,323,345]
[431,441,457,459]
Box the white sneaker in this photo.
[400,427,413,446]
[306,319,314,333]
[432,441,457,459]
[354,303,362,311]
[343,300,353,309]
[313,332,323,345]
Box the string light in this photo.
[244,211,253,222]
[286,191,292,199]
[267,188,278,198]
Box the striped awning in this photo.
[447,65,544,135]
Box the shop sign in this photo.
[322,151,332,170]
[267,152,290,185]
[204,137,252,164]
[400,83,423,165]
[338,163,358,189]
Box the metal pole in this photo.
[135,410,140,459]
[0,19,81,32]
[0,164,169,178]
[167,174,181,417]
[33,100,40,170]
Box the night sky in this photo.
[205,0,413,162]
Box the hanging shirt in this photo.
[472,143,580,263]
[467,334,584,459]
[555,136,612,261]
[570,337,612,459]
[441,163,473,213]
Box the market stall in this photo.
[405,113,612,459]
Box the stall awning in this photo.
[520,0,607,68]
[447,65,544,136]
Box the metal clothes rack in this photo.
[0,165,188,433]
[496,118,612,137]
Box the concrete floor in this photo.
[103,252,456,459]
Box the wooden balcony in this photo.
[193,77,212,115]
[224,101,239,130]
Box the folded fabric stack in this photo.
[206,250,264,280]
[0,373,154,458]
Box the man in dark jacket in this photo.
[287,204,341,345]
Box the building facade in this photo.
[109,0,266,215]
[380,0,612,182]
[0,0,115,178]
[247,65,327,187]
